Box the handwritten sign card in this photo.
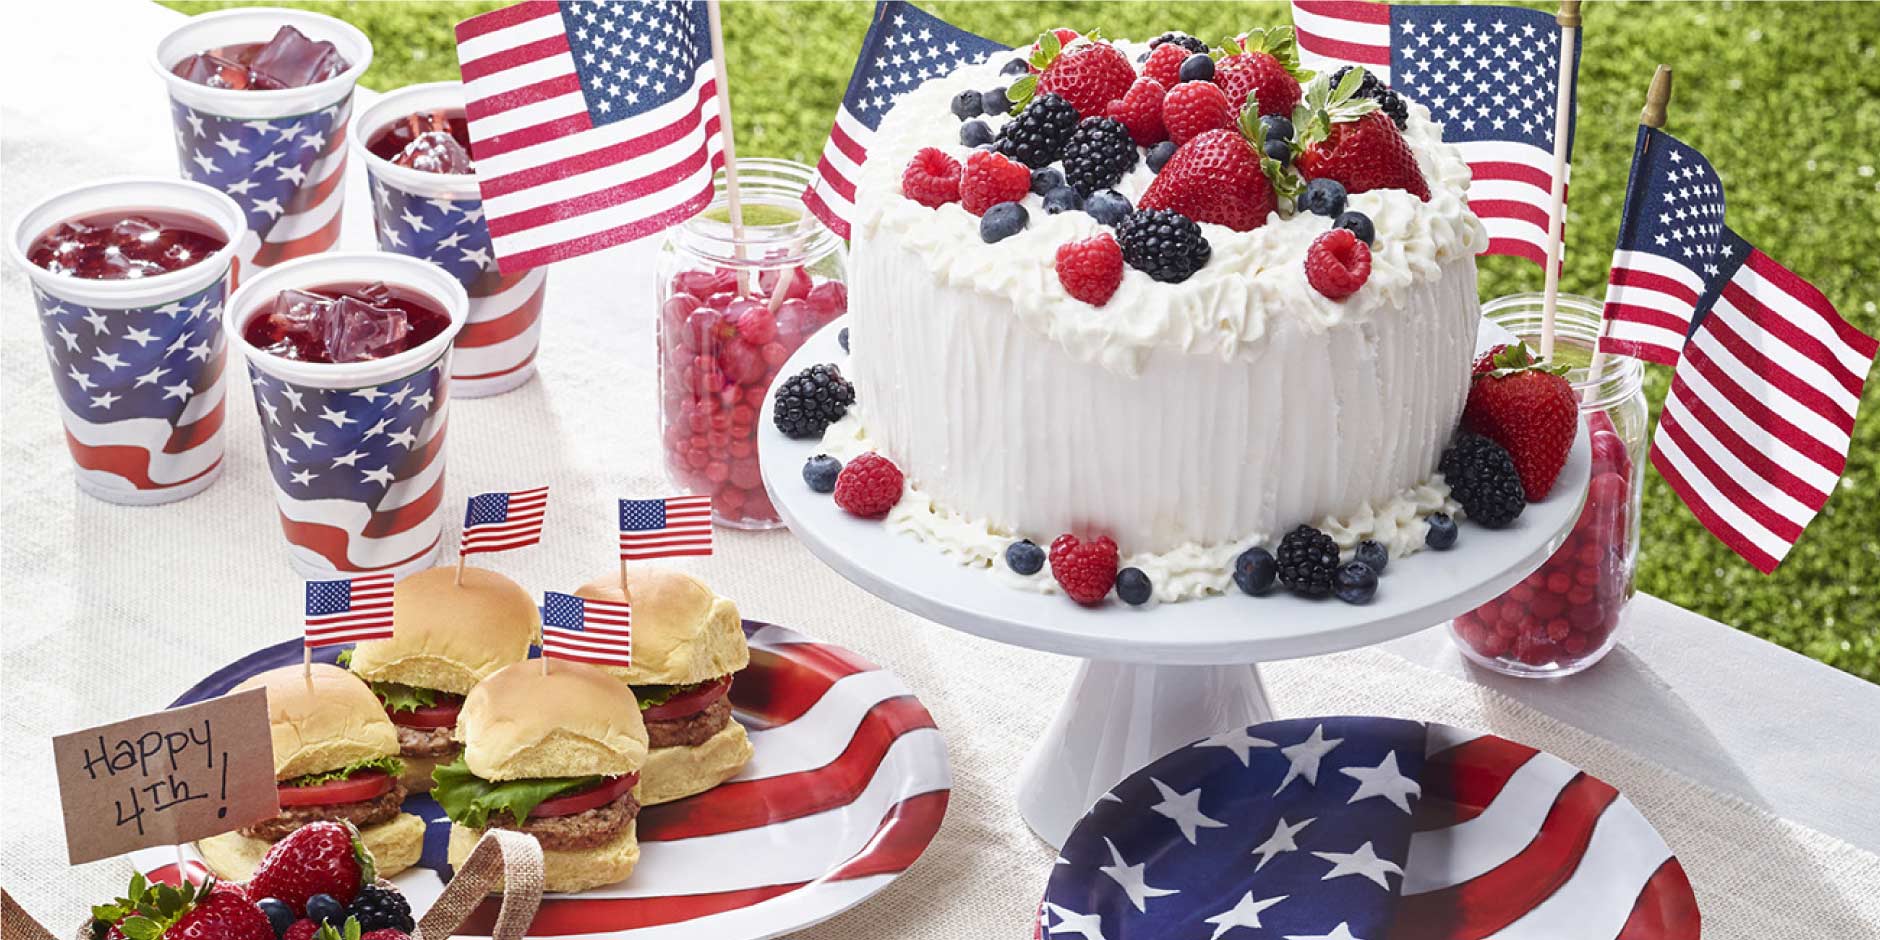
[52,688,279,864]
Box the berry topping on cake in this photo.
[1030,28,1085,61]
[1117,208,1211,282]
[1214,27,1307,118]
[1162,80,1234,146]
[1179,53,1216,84]
[1472,343,1512,375]
[1055,232,1125,306]
[1462,343,1578,500]
[1146,140,1177,173]
[1304,228,1372,300]
[1031,167,1065,195]
[1139,109,1278,232]
[994,93,1079,168]
[982,85,1014,116]
[1106,77,1168,146]
[1116,567,1153,606]
[305,896,343,928]
[1140,42,1189,88]
[773,363,855,439]
[1441,433,1527,528]
[1335,561,1379,604]
[1328,66,1409,130]
[979,201,1029,242]
[1295,71,1430,200]
[91,874,274,940]
[1334,209,1376,244]
[803,454,842,493]
[950,89,984,120]
[1277,525,1341,598]
[1000,57,1031,77]
[1149,31,1209,54]
[833,452,904,518]
[1006,539,1046,575]
[901,148,961,208]
[1043,186,1084,214]
[960,120,993,148]
[1353,538,1389,575]
[1049,534,1120,605]
[960,150,1032,215]
[1062,116,1140,195]
[1425,512,1459,550]
[1234,546,1278,595]
[1299,177,1347,217]
[838,326,851,352]
[1083,189,1133,225]
[1022,32,1137,119]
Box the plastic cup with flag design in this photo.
[151,7,372,274]
[352,82,551,399]
[225,251,468,579]
[7,177,248,505]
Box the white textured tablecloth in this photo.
[5,2,1879,936]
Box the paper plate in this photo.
[131,621,951,940]
[1037,716,1698,940]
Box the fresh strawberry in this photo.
[89,875,271,940]
[1462,343,1579,500]
[1055,233,1125,306]
[1213,28,1306,117]
[1473,343,1511,376]
[1032,35,1136,118]
[1304,228,1371,299]
[169,884,273,940]
[1027,28,1083,66]
[247,821,373,913]
[1140,42,1189,88]
[1161,80,1235,146]
[283,923,319,940]
[1139,109,1277,232]
[959,150,1030,216]
[1297,110,1429,200]
[1049,534,1120,605]
[833,451,904,517]
[900,148,961,208]
[1105,78,1167,146]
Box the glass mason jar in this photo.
[656,159,848,529]
[1449,293,1648,677]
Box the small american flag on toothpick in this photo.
[541,591,633,668]
[303,573,395,649]
[461,486,549,556]
[619,496,714,560]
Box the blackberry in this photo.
[1329,65,1409,129]
[773,363,855,439]
[346,884,415,933]
[1440,433,1527,528]
[1276,525,1341,598]
[1061,116,1139,195]
[1329,65,1387,99]
[1150,31,1209,54]
[994,93,1079,168]
[1116,208,1211,283]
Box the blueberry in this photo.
[1083,189,1132,225]
[257,899,295,939]
[1260,114,1294,142]
[1178,53,1215,83]
[1233,547,1278,596]
[979,201,1028,242]
[1030,167,1065,196]
[1334,562,1379,604]
[1263,138,1293,166]
[1116,567,1153,606]
[982,86,1013,116]
[803,454,842,493]
[1300,178,1347,217]
[838,326,850,353]
[1334,210,1375,245]
[1000,57,1031,77]
[1043,186,1084,214]
[1354,539,1389,575]
[960,119,993,148]
[306,894,343,927]
[951,89,984,121]
[1425,513,1458,550]
[1006,539,1045,575]
[1146,140,1178,173]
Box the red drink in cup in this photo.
[226,253,468,578]
[8,178,248,504]
[153,9,372,273]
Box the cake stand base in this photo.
[1018,660,1273,848]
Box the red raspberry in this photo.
[1055,233,1124,306]
[901,147,961,208]
[1161,81,1234,146]
[833,452,904,517]
[960,150,1031,216]
[1140,42,1189,88]
[1049,534,1120,605]
[1304,228,1372,300]
[1105,78,1167,147]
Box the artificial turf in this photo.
[165,0,1880,683]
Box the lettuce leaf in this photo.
[283,755,405,789]
[633,680,713,711]
[369,680,440,713]
[430,755,600,828]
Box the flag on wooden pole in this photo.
[303,573,396,648]
[541,591,633,667]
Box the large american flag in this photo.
[619,495,714,560]
[1597,126,1878,573]
[304,573,396,648]
[460,486,549,556]
[541,590,633,667]
[453,1,725,273]
[1291,1,1579,268]
[803,1,1006,239]
[1041,718,1697,940]
[168,95,349,270]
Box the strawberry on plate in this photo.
[1295,69,1430,200]
[1140,41,1189,88]
[1139,107,1278,231]
[1161,80,1234,146]
[90,874,272,940]
[246,820,374,912]
[1021,31,1136,119]
[1214,27,1308,118]
[1462,343,1579,500]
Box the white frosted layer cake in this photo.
[831,41,1490,601]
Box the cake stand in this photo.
[759,317,1591,848]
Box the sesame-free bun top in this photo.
[574,568,748,687]
[455,660,649,781]
[234,663,400,780]
[348,566,537,694]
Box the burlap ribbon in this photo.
[5,888,59,940]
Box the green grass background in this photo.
[167,1,1879,682]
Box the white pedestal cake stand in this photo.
[759,317,1591,849]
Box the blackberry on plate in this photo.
[773,363,855,439]
[1353,539,1388,575]
[803,454,842,493]
[1084,189,1132,225]
[1116,567,1153,606]
[1116,208,1211,283]
[995,92,1079,168]
[1277,525,1340,598]
[1335,561,1379,604]
[346,884,415,933]
[1151,31,1209,54]
[1328,65,1408,129]
[1006,539,1045,575]
[1425,512,1458,549]
[1440,433,1527,528]
[1234,547,1278,595]
[1329,65,1386,99]
[1062,116,1140,195]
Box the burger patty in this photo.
[645,696,732,749]
[396,722,459,759]
[488,791,641,852]
[241,781,408,842]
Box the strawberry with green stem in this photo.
[91,874,273,940]
[1139,102,1283,232]
[1213,27,1312,118]
[1008,30,1136,120]
[1462,343,1579,500]
[1293,68,1430,200]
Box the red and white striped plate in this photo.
[133,621,951,939]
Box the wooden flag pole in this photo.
[705,0,750,296]
[1584,65,1673,401]
[303,642,313,683]
[1536,0,1582,363]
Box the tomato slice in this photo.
[387,698,462,729]
[532,772,640,818]
[277,769,395,807]
[641,676,733,723]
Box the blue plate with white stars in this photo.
[1037,717,1698,940]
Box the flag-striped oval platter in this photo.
[133,621,951,939]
